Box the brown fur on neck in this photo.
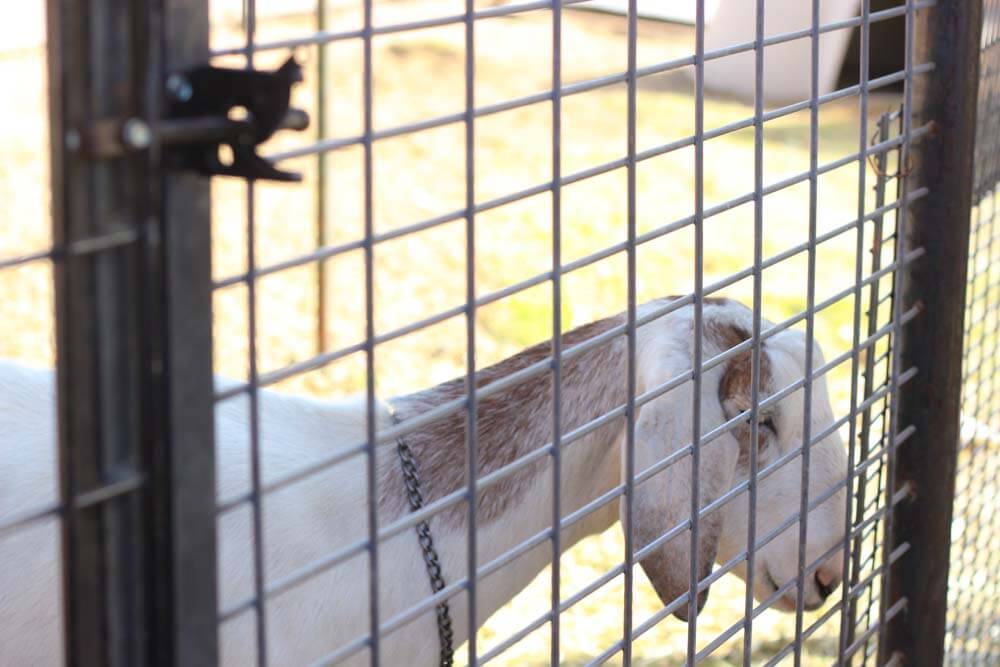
[379,299,771,527]
[380,314,628,525]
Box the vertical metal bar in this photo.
[741,0,766,661]
[550,0,563,664]
[877,1,915,658]
[686,0,706,661]
[50,0,149,661]
[316,0,329,355]
[464,0,479,661]
[622,0,638,663]
[847,110,891,654]
[883,0,983,662]
[792,1,820,663]
[837,1,872,661]
[868,115,906,659]
[242,2,270,664]
[362,0,380,660]
[156,0,218,663]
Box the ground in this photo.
[0,2,908,664]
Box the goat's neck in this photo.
[386,314,632,627]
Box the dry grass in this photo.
[0,2,911,664]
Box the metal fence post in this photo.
[152,1,218,665]
[48,0,216,664]
[885,1,983,663]
[48,0,155,662]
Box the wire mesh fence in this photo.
[0,1,997,666]
[207,1,929,665]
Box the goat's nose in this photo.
[814,565,841,600]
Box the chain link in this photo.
[393,412,455,667]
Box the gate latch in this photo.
[163,56,309,182]
[72,56,310,182]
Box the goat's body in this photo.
[212,380,618,666]
[0,360,620,666]
[0,361,61,666]
[0,298,848,665]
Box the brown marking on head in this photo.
[706,320,774,467]
[379,314,629,525]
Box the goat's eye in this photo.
[758,416,777,436]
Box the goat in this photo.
[0,297,848,666]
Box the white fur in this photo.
[0,300,848,666]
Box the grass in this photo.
[0,2,916,665]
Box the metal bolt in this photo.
[166,74,193,102]
[122,118,153,149]
[65,130,81,152]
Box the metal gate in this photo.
[1,0,998,666]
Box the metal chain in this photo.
[393,412,455,667]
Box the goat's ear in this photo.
[626,350,741,622]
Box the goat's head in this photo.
[625,298,847,621]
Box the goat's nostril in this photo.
[815,571,838,599]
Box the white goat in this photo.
[0,298,848,666]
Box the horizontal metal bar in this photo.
[219,533,372,623]
[307,633,370,667]
[882,651,907,667]
[477,609,554,664]
[481,564,629,664]
[71,474,146,510]
[0,248,54,271]
[0,501,62,538]
[0,226,143,272]
[213,237,366,290]
[63,225,141,256]
[720,589,841,664]
[477,527,553,580]
[0,472,145,539]
[842,596,909,662]
[214,437,368,514]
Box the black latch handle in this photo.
[67,56,310,182]
[163,56,309,181]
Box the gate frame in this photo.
[885,0,983,663]
[47,0,217,665]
